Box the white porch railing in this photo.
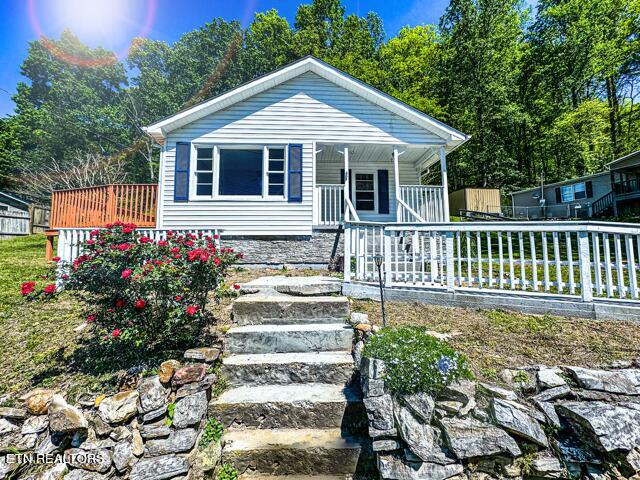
[399,185,446,223]
[314,184,344,226]
[344,221,640,302]
[56,228,221,264]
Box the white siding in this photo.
[160,72,439,235]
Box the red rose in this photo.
[213,234,219,239]
[186,306,198,316]
[213,257,221,265]
[175,295,183,301]
[134,299,146,310]
[111,329,121,338]
[158,240,168,247]
[121,269,133,279]
[86,314,95,323]
[122,227,133,234]
[61,274,69,280]
[233,284,241,290]
[21,281,36,295]
[115,299,126,309]
[52,256,61,262]
[43,284,56,294]
[86,239,95,245]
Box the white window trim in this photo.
[351,169,378,213]
[189,144,289,201]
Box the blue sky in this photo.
[0,0,455,117]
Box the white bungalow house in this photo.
[143,56,469,267]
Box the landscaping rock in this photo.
[361,357,386,379]
[394,399,438,462]
[437,400,464,415]
[350,312,370,325]
[158,359,181,384]
[113,440,138,472]
[86,411,112,437]
[439,416,521,459]
[140,422,170,439]
[364,394,395,433]
[362,375,385,397]
[557,401,640,452]
[533,384,572,402]
[537,367,567,389]
[141,405,167,423]
[373,438,402,451]
[175,374,216,399]
[21,389,56,415]
[478,383,518,401]
[401,392,435,423]
[533,399,561,429]
[0,407,26,420]
[491,398,548,447]
[23,463,68,480]
[172,363,207,387]
[137,376,168,413]
[441,380,476,405]
[190,438,222,475]
[0,418,18,434]
[353,340,364,367]
[65,447,112,473]
[129,454,189,480]
[98,390,139,424]
[109,426,131,442]
[173,390,207,428]
[21,414,49,434]
[184,347,220,363]
[48,395,88,434]
[564,366,640,396]
[377,454,464,480]
[131,428,144,457]
[63,470,111,480]
[144,428,198,456]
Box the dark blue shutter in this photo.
[174,142,191,202]
[288,144,303,202]
[378,170,389,214]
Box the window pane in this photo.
[197,148,213,159]
[269,172,284,184]
[269,184,284,196]
[574,182,586,199]
[269,148,285,160]
[356,199,375,210]
[561,185,573,202]
[269,160,284,171]
[197,172,213,184]
[219,149,263,196]
[357,191,375,201]
[196,184,212,196]
[574,189,586,200]
[197,159,212,171]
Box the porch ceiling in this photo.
[315,143,438,169]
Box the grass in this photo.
[0,235,330,403]
[352,299,640,382]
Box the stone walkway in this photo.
[208,278,370,478]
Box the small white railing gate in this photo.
[399,185,446,223]
[314,184,344,226]
[344,221,640,303]
[56,228,221,265]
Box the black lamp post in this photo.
[373,254,387,327]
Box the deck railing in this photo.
[314,184,344,226]
[344,220,640,302]
[56,228,221,265]
[399,185,445,223]
[50,184,158,229]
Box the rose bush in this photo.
[22,222,241,349]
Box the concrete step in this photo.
[241,275,343,296]
[208,383,365,430]
[225,324,353,354]
[222,352,355,387]
[222,428,365,476]
[233,295,349,326]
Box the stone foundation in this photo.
[220,229,343,269]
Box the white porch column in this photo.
[439,146,450,221]
[343,147,350,222]
[393,147,401,221]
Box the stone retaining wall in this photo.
[221,229,343,268]
[354,325,640,480]
[0,348,223,480]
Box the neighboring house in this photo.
[0,190,50,239]
[510,150,640,220]
[143,56,469,266]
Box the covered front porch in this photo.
[311,142,450,227]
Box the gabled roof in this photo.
[608,150,640,169]
[143,56,469,148]
[0,190,33,209]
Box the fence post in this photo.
[578,230,593,302]
[344,224,352,282]
[445,231,456,292]
[384,228,393,285]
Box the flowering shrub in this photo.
[363,326,473,395]
[22,222,241,349]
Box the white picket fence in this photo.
[56,228,222,264]
[344,221,640,302]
